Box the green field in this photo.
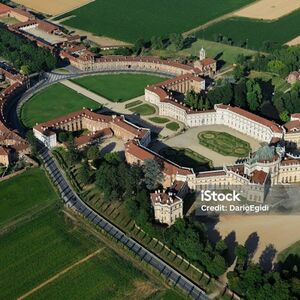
[0,168,58,227]
[0,168,184,300]
[21,83,100,128]
[59,0,255,43]
[72,74,167,102]
[159,147,212,171]
[129,103,156,115]
[198,131,251,157]
[125,100,143,108]
[198,10,300,51]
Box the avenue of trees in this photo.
[0,27,57,73]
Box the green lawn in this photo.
[21,83,100,128]
[166,122,180,131]
[197,10,300,51]
[198,131,251,157]
[149,116,170,124]
[0,168,58,227]
[72,74,167,102]
[59,0,255,43]
[278,241,300,263]
[130,103,156,115]
[159,147,212,172]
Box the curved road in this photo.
[39,145,210,300]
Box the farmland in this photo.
[21,83,100,128]
[72,74,167,102]
[0,168,58,227]
[0,168,185,300]
[59,0,255,43]
[198,9,300,50]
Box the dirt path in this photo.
[18,248,105,300]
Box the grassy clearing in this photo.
[248,71,290,92]
[72,74,167,102]
[149,117,170,124]
[278,241,300,263]
[125,100,143,109]
[0,168,58,227]
[59,0,255,43]
[149,39,257,65]
[21,83,100,128]
[130,103,156,115]
[166,122,180,131]
[198,131,251,157]
[159,147,212,171]
[197,10,300,51]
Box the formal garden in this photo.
[198,131,251,157]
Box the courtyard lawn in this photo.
[59,0,255,43]
[197,10,300,51]
[149,117,170,124]
[159,147,212,172]
[129,103,156,115]
[72,74,167,102]
[21,83,100,128]
[166,122,180,131]
[198,131,251,157]
[0,168,58,227]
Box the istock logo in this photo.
[201,190,241,202]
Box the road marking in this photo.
[17,248,105,300]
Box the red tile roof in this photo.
[200,58,216,66]
[0,3,11,14]
[284,120,300,132]
[250,170,268,185]
[125,140,193,176]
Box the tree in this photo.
[143,159,163,190]
[279,110,290,123]
[87,145,99,161]
[113,47,133,56]
[20,65,30,75]
[151,36,163,50]
[26,130,38,156]
[78,160,90,185]
[169,33,184,50]
[234,80,247,108]
[246,79,262,111]
[66,136,79,165]
[57,132,70,143]
[267,60,288,77]
[233,65,245,81]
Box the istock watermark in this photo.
[200,190,241,202]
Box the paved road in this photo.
[39,146,210,300]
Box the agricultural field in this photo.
[198,131,251,157]
[198,9,300,51]
[234,0,300,20]
[0,168,183,300]
[58,0,255,43]
[159,147,212,172]
[13,0,92,16]
[0,168,58,227]
[72,74,167,102]
[21,83,100,128]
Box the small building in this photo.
[193,48,217,76]
[150,181,189,226]
[0,146,10,166]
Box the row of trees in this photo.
[0,27,57,73]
